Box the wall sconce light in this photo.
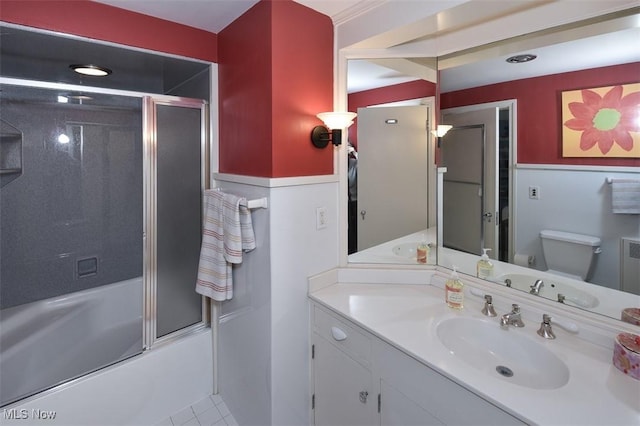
[431,124,452,148]
[311,112,357,148]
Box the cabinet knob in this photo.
[359,391,368,404]
[331,326,347,341]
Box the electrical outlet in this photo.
[529,186,540,200]
[316,207,327,230]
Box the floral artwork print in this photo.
[562,83,640,158]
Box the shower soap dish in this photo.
[613,332,640,380]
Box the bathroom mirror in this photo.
[341,5,640,326]
[436,9,640,323]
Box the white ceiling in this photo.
[92,0,363,33]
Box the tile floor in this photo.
[156,394,237,426]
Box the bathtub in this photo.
[0,277,143,407]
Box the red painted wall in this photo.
[271,0,333,177]
[0,0,217,62]
[347,80,437,147]
[440,62,640,167]
[218,0,333,177]
[218,2,273,177]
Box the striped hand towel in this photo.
[195,190,256,301]
[611,179,640,214]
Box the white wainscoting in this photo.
[213,173,340,426]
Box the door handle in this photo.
[360,210,366,220]
[483,212,492,223]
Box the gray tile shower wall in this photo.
[0,86,143,309]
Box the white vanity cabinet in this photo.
[311,303,525,426]
[312,304,377,426]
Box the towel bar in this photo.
[212,188,268,209]
[247,197,268,209]
[607,177,640,184]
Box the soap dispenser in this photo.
[477,248,494,279]
[445,267,464,309]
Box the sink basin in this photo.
[494,273,598,308]
[392,242,418,258]
[436,317,569,389]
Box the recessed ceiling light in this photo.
[70,64,112,76]
[506,54,537,64]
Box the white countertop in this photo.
[309,275,640,425]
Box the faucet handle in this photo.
[481,295,497,317]
[537,314,556,339]
[511,303,520,313]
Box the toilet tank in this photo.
[540,230,601,281]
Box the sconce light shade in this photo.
[317,112,357,129]
[431,124,453,138]
[431,124,453,148]
[311,112,357,148]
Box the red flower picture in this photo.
[562,83,640,158]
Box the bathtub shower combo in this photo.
[0,83,208,406]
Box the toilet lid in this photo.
[540,230,601,246]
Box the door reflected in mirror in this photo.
[345,58,438,265]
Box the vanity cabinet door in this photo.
[375,342,525,426]
[313,333,376,426]
[380,379,443,425]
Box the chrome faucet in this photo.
[537,314,556,339]
[500,304,525,328]
[529,279,544,295]
[481,294,497,317]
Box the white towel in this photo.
[195,190,256,301]
[611,179,640,214]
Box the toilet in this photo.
[539,230,602,282]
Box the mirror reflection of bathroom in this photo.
[341,8,639,326]
[436,10,640,320]
[346,58,438,265]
